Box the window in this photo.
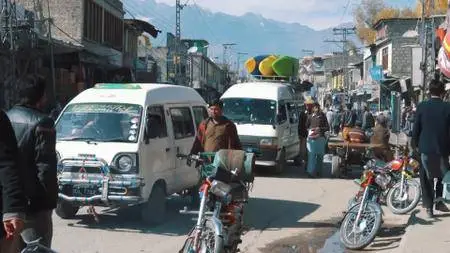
[222,98,277,125]
[382,47,389,70]
[286,102,299,124]
[147,106,167,138]
[83,0,103,43]
[56,103,142,143]
[192,106,208,128]
[278,103,287,123]
[170,107,195,139]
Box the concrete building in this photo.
[365,17,445,108]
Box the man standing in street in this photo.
[361,106,375,131]
[412,79,450,218]
[0,110,27,253]
[190,99,242,154]
[305,103,329,178]
[298,104,308,166]
[325,106,335,134]
[341,103,357,141]
[7,79,58,249]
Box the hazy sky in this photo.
[153,0,416,30]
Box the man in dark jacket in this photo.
[7,79,57,249]
[0,110,27,252]
[412,79,450,218]
[298,105,308,165]
[341,103,357,141]
[190,99,242,154]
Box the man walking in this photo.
[190,99,242,154]
[412,79,450,218]
[0,110,27,253]
[305,103,329,178]
[7,79,58,249]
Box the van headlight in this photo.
[112,153,138,173]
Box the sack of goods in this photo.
[348,128,367,143]
[208,149,255,183]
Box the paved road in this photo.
[50,163,409,253]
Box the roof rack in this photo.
[248,75,298,83]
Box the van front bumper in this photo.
[57,157,145,205]
[58,177,145,204]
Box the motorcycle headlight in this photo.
[210,180,232,199]
[375,174,391,190]
[112,153,138,173]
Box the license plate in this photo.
[73,185,98,197]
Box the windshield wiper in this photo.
[58,137,100,142]
[101,138,130,142]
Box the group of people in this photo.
[1,80,57,252]
[297,101,393,178]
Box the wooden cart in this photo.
[327,139,383,177]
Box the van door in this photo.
[277,101,290,156]
[142,105,177,196]
[286,101,300,159]
[167,105,199,192]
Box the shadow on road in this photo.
[245,197,321,231]
[64,196,322,236]
[255,163,363,180]
[66,196,196,236]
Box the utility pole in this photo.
[222,43,236,82]
[222,43,236,67]
[236,52,247,77]
[174,0,187,85]
[324,26,356,93]
[46,0,56,103]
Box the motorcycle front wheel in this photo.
[340,201,382,250]
[387,179,421,215]
[181,220,224,253]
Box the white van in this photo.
[55,83,208,224]
[220,81,301,173]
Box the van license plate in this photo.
[73,185,98,197]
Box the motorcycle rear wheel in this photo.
[340,201,382,250]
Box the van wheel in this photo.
[55,200,79,219]
[275,149,286,174]
[141,183,167,225]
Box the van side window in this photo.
[278,103,287,123]
[287,102,299,124]
[170,107,195,139]
[147,106,167,138]
[192,106,208,128]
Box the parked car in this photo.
[54,83,208,224]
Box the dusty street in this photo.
[50,162,409,253]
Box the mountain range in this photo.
[123,0,358,60]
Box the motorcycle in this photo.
[177,149,255,253]
[348,145,421,215]
[340,166,385,250]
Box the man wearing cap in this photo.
[412,79,450,218]
[7,78,57,250]
[190,99,242,154]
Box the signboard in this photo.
[370,65,383,82]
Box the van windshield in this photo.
[222,98,277,125]
[56,103,143,143]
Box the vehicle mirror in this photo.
[145,114,162,143]
[276,114,283,124]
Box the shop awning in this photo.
[124,19,161,38]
